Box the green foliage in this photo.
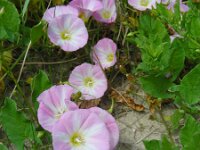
[140,75,173,99]
[135,14,171,74]
[179,64,200,105]
[21,0,30,19]
[180,115,200,150]
[31,70,52,108]
[135,13,185,99]
[0,0,20,41]
[171,109,184,130]
[154,3,180,29]
[165,40,185,81]
[0,50,12,71]
[0,143,8,150]
[183,6,200,61]
[144,136,178,150]
[0,98,37,150]
[30,21,46,44]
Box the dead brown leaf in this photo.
[146,96,161,114]
[110,89,145,112]
[77,99,101,109]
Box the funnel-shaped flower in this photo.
[52,109,110,150]
[92,38,117,69]
[69,63,107,100]
[170,32,182,43]
[89,107,119,149]
[48,14,88,51]
[37,85,78,132]
[93,0,117,23]
[42,5,79,23]
[128,0,157,11]
[164,0,189,12]
[69,0,103,22]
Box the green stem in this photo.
[156,107,175,144]
[9,41,32,98]
[108,98,115,113]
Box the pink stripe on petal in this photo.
[48,14,88,52]
[69,63,107,100]
[52,109,110,150]
[128,0,157,11]
[69,0,103,12]
[43,5,79,23]
[37,85,78,132]
[93,0,117,23]
[89,107,119,149]
[92,38,117,69]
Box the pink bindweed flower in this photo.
[52,109,110,150]
[93,0,117,23]
[37,85,78,132]
[89,107,119,149]
[68,63,107,100]
[162,0,189,12]
[42,5,79,23]
[48,14,88,52]
[92,38,117,69]
[170,32,183,43]
[69,0,103,22]
[128,0,157,11]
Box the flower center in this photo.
[61,32,71,40]
[107,53,114,62]
[79,12,89,23]
[70,133,85,146]
[102,10,111,19]
[140,0,149,6]
[84,77,94,87]
[55,110,65,120]
[55,113,62,119]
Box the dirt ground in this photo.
[112,81,176,150]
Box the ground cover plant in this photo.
[0,0,200,149]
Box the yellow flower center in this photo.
[140,0,149,6]
[106,53,114,62]
[55,109,65,119]
[79,12,89,23]
[70,132,85,146]
[84,77,94,87]
[61,32,71,40]
[102,10,111,19]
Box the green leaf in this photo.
[179,64,200,104]
[0,98,36,150]
[140,75,174,99]
[167,40,185,81]
[135,14,171,75]
[31,70,52,108]
[0,0,20,41]
[22,0,30,19]
[171,109,184,130]
[180,115,200,150]
[190,14,200,38]
[30,21,46,44]
[144,136,178,150]
[0,143,8,150]
[144,140,161,150]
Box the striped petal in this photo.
[52,109,110,150]
[89,107,119,149]
[69,63,107,100]
[37,85,78,132]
